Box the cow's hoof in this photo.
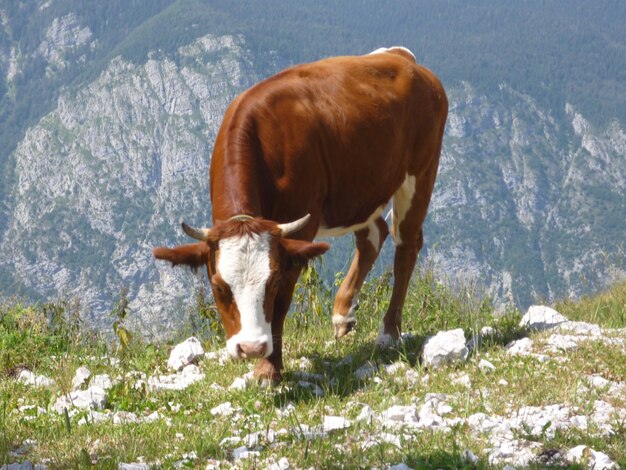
[254,360,282,385]
[334,320,356,339]
[376,327,400,348]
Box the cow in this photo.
[153,46,448,383]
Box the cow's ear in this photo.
[281,239,330,265]
[153,242,210,271]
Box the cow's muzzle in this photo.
[236,341,269,359]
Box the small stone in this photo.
[167,337,204,371]
[462,448,479,463]
[546,334,579,351]
[210,402,233,416]
[380,405,417,424]
[498,379,509,386]
[323,416,350,432]
[478,359,496,372]
[72,366,92,390]
[356,405,374,422]
[421,328,469,368]
[506,338,533,356]
[53,386,107,413]
[451,372,472,388]
[17,370,55,388]
[91,374,113,390]
[566,445,618,469]
[519,305,567,331]
[557,321,602,336]
[118,463,150,470]
[388,464,413,470]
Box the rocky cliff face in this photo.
[1,28,624,332]
[426,84,625,310]
[0,33,259,335]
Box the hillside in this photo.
[1,274,625,468]
[0,1,624,329]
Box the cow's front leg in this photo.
[333,217,388,338]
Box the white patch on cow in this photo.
[369,46,416,61]
[332,298,358,326]
[391,174,416,245]
[366,220,381,250]
[218,233,273,358]
[316,205,386,238]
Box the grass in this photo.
[1,266,625,469]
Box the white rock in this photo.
[91,374,113,390]
[266,457,291,470]
[17,370,55,388]
[53,386,107,413]
[478,359,496,372]
[361,432,402,450]
[147,365,204,391]
[210,402,234,416]
[229,371,254,390]
[546,334,580,351]
[570,415,588,430]
[380,405,417,425]
[557,321,602,336]
[462,448,479,463]
[421,329,468,368]
[219,436,241,448]
[467,326,496,350]
[498,379,509,386]
[118,463,150,470]
[356,405,374,422]
[506,338,533,356]
[519,305,567,331]
[451,372,472,388]
[72,366,92,390]
[566,445,618,469]
[232,446,259,459]
[298,357,313,370]
[167,337,204,371]
[323,416,350,432]
[388,464,413,470]
[204,348,229,365]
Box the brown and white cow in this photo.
[153,46,448,382]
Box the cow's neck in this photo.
[211,140,268,223]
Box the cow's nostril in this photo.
[237,341,268,358]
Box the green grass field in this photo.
[1,269,625,469]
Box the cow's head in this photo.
[152,214,329,360]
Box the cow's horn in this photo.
[278,214,311,236]
[180,219,211,241]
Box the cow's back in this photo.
[211,51,447,229]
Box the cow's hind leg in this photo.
[333,216,389,338]
[376,172,430,346]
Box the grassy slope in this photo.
[1,270,625,468]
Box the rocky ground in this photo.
[2,302,625,469]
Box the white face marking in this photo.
[391,174,416,245]
[218,232,273,358]
[316,205,386,238]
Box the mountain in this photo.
[0,1,624,333]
